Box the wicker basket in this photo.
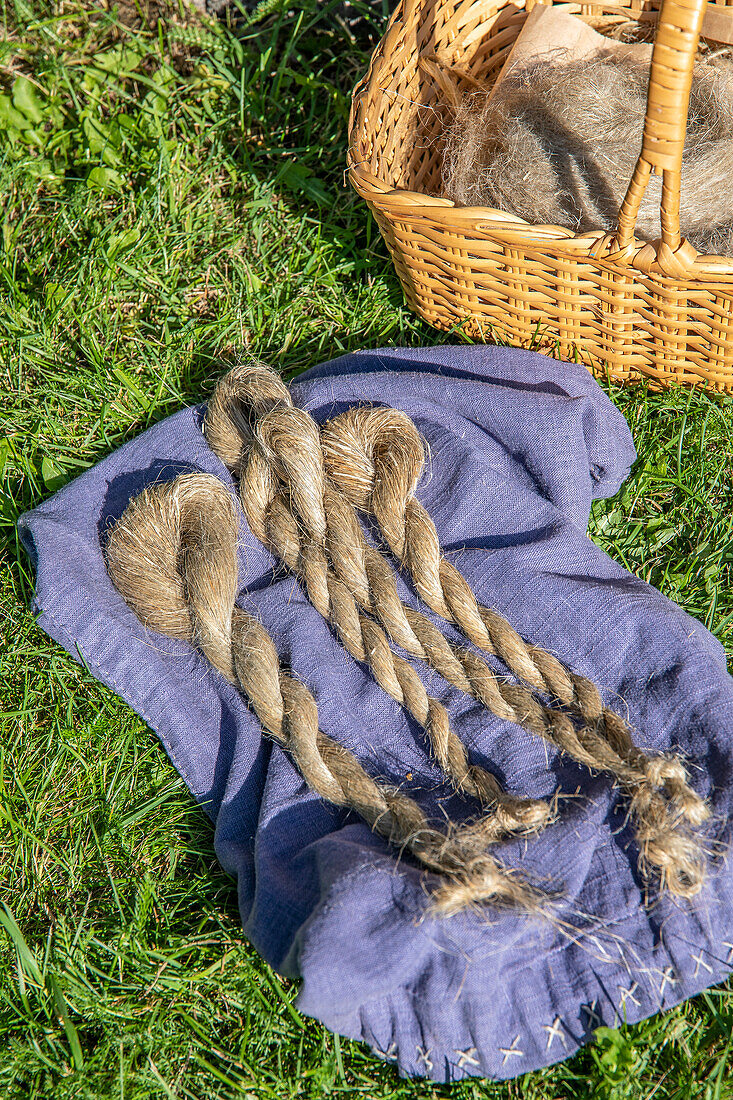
[348,0,733,390]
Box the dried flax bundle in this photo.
[442,53,733,256]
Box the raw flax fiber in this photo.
[106,363,710,914]
[442,53,733,255]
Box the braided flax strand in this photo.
[205,367,553,841]
[320,405,711,895]
[104,472,548,916]
[206,361,709,898]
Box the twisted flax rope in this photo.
[206,368,554,842]
[105,472,547,916]
[320,406,711,883]
[205,362,709,898]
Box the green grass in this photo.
[1,0,733,1096]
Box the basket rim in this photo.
[347,163,733,274]
[347,0,733,277]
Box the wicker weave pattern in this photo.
[348,0,733,390]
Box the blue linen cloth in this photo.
[18,345,733,1083]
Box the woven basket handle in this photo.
[615,0,707,253]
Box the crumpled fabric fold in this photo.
[18,345,733,1082]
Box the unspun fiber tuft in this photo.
[442,52,733,255]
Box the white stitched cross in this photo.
[455,1048,480,1069]
[499,1036,524,1066]
[416,1046,433,1072]
[659,966,678,996]
[722,942,733,965]
[376,1042,397,1062]
[582,1001,601,1028]
[543,1017,567,1050]
[618,982,641,1010]
[692,951,713,978]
